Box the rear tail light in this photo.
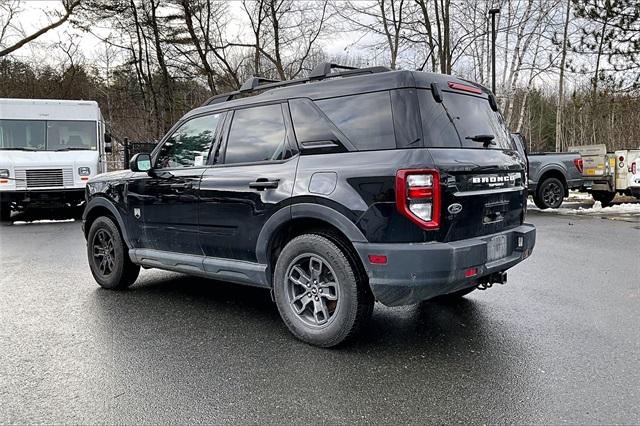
[573,158,583,173]
[396,169,441,230]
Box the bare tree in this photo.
[239,0,330,79]
[336,0,407,69]
[555,0,571,151]
[0,0,81,57]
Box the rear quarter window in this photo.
[315,91,396,151]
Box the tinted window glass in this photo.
[391,89,423,148]
[316,91,395,151]
[0,120,46,150]
[289,98,337,143]
[225,104,287,164]
[417,90,461,148]
[47,121,97,151]
[156,113,220,169]
[418,90,512,149]
[442,92,512,149]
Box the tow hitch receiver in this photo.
[476,271,507,290]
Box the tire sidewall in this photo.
[87,216,128,289]
[273,234,359,347]
[537,177,564,209]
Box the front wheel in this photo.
[533,177,565,209]
[87,216,140,290]
[273,234,373,347]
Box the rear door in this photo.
[417,87,526,242]
[198,103,298,262]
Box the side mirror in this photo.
[104,133,113,153]
[130,153,152,172]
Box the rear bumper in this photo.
[354,223,536,306]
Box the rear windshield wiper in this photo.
[465,134,496,147]
[0,147,37,151]
[55,147,92,151]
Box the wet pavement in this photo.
[0,211,638,424]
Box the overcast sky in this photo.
[7,0,360,67]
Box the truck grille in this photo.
[14,168,74,189]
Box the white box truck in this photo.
[0,98,111,221]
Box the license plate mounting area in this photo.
[487,234,508,262]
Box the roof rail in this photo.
[201,62,391,106]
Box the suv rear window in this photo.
[315,92,395,151]
[418,89,512,150]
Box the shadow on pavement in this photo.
[90,271,518,357]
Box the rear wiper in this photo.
[465,134,496,147]
[55,147,91,151]
[0,147,37,151]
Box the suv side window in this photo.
[224,104,288,164]
[155,113,221,169]
[315,91,395,151]
[289,98,339,143]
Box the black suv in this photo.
[83,63,535,347]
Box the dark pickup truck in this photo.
[511,134,583,209]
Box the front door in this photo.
[199,103,298,262]
[129,112,224,255]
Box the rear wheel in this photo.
[592,191,616,207]
[87,216,140,290]
[534,177,565,209]
[273,234,373,347]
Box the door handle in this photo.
[170,182,192,190]
[249,179,279,190]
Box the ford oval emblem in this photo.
[448,203,463,215]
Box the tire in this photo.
[0,203,10,222]
[592,191,616,207]
[435,286,476,301]
[87,216,140,290]
[533,177,565,209]
[273,234,374,347]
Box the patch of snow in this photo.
[566,190,594,201]
[11,219,76,225]
[528,198,640,216]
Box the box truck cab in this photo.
[0,99,111,221]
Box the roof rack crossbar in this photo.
[239,76,281,92]
[201,63,391,106]
[309,62,358,80]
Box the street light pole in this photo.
[489,8,500,95]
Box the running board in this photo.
[129,249,270,288]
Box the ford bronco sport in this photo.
[83,63,536,347]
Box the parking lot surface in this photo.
[1,211,638,424]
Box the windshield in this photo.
[0,120,97,151]
[417,90,513,150]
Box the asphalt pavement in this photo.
[0,210,638,424]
